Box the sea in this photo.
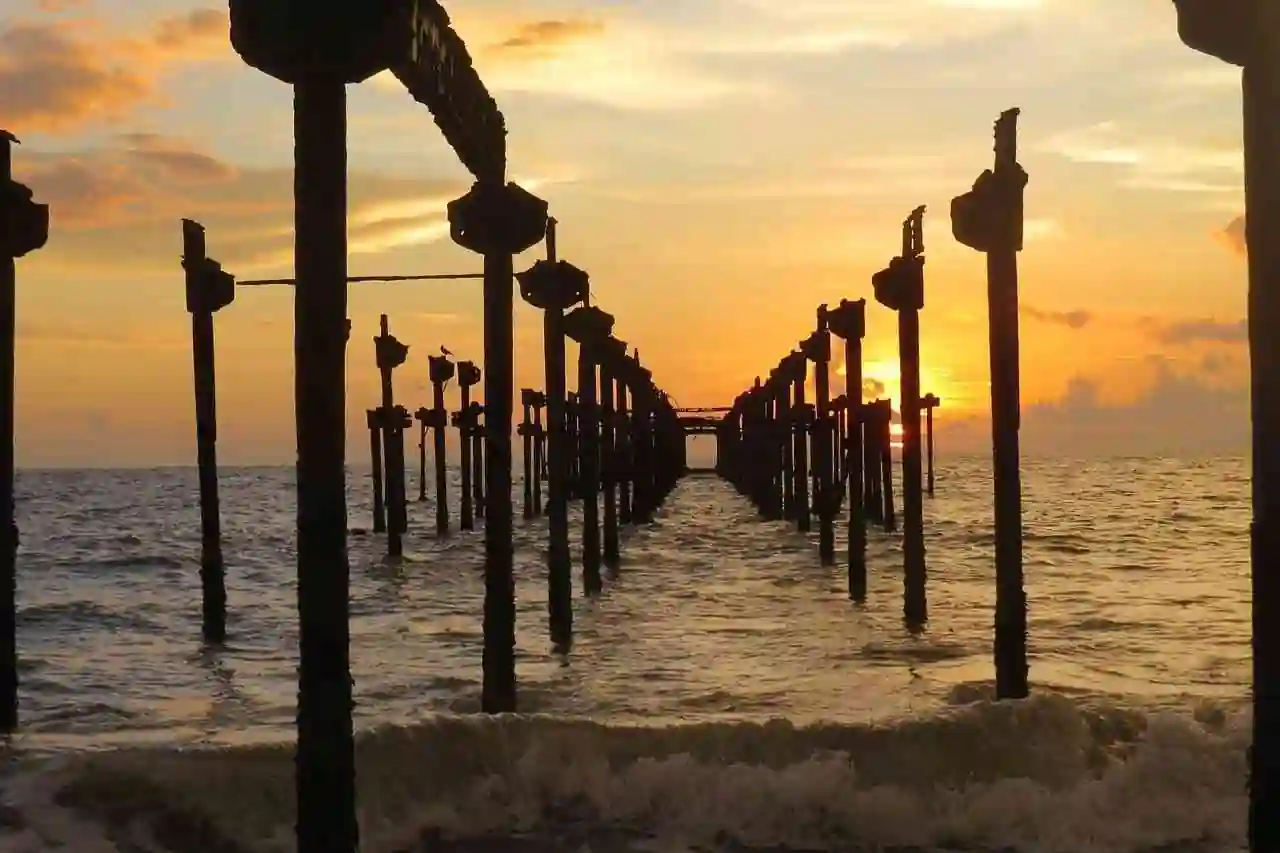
[0,455,1252,853]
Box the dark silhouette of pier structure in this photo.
[0,130,49,733]
[1,1,1279,851]
[1170,3,1280,849]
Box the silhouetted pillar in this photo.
[880,401,896,532]
[564,305,619,590]
[804,312,835,565]
[375,315,409,559]
[448,179,548,714]
[577,355,602,592]
[873,206,928,626]
[367,409,386,532]
[631,390,654,521]
[428,354,454,536]
[1243,20,1280,850]
[752,379,762,512]
[546,314,572,644]
[617,381,632,524]
[181,219,231,644]
[759,381,774,513]
[743,384,762,510]
[532,394,546,516]
[0,129,44,730]
[520,391,534,519]
[292,72,358,853]
[952,108,1029,696]
[833,397,846,488]
[777,376,793,521]
[414,407,428,502]
[922,393,940,496]
[470,402,485,517]
[1170,8,1276,845]
[566,393,580,501]
[863,404,880,526]
[601,364,620,567]
[455,361,480,531]
[829,299,867,600]
[515,219,585,651]
[293,73,360,852]
[389,406,411,534]
[792,358,811,533]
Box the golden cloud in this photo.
[0,9,231,134]
[1041,121,1243,194]
[490,19,607,57]
[147,8,226,56]
[121,132,238,183]
[17,133,245,227]
[1154,317,1247,345]
[9,136,530,275]
[36,0,91,12]
[19,155,149,227]
[1020,305,1092,329]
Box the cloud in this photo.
[120,132,237,183]
[1153,318,1247,346]
[16,320,177,349]
[1219,214,1247,256]
[148,8,226,54]
[36,0,90,11]
[348,216,451,256]
[367,6,764,111]
[1024,219,1063,242]
[16,134,241,227]
[411,312,466,325]
[1040,121,1242,195]
[482,31,752,110]
[20,155,149,226]
[666,0,1047,55]
[10,138,564,274]
[941,359,1249,456]
[1024,362,1247,455]
[0,20,149,132]
[491,19,606,55]
[378,0,1091,112]
[0,10,230,134]
[1160,65,1241,91]
[592,150,978,205]
[1020,305,1092,329]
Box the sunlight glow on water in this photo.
[11,455,1250,750]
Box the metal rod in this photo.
[238,273,484,286]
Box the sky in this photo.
[0,0,1254,467]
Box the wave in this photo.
[0,693,1248,853]
[17,601,163,634]
[91,555,186,572]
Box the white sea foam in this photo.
[0,693,1249,853]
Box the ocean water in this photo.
[0,455,1252,853]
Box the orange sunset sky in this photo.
[0,0,1253,467]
